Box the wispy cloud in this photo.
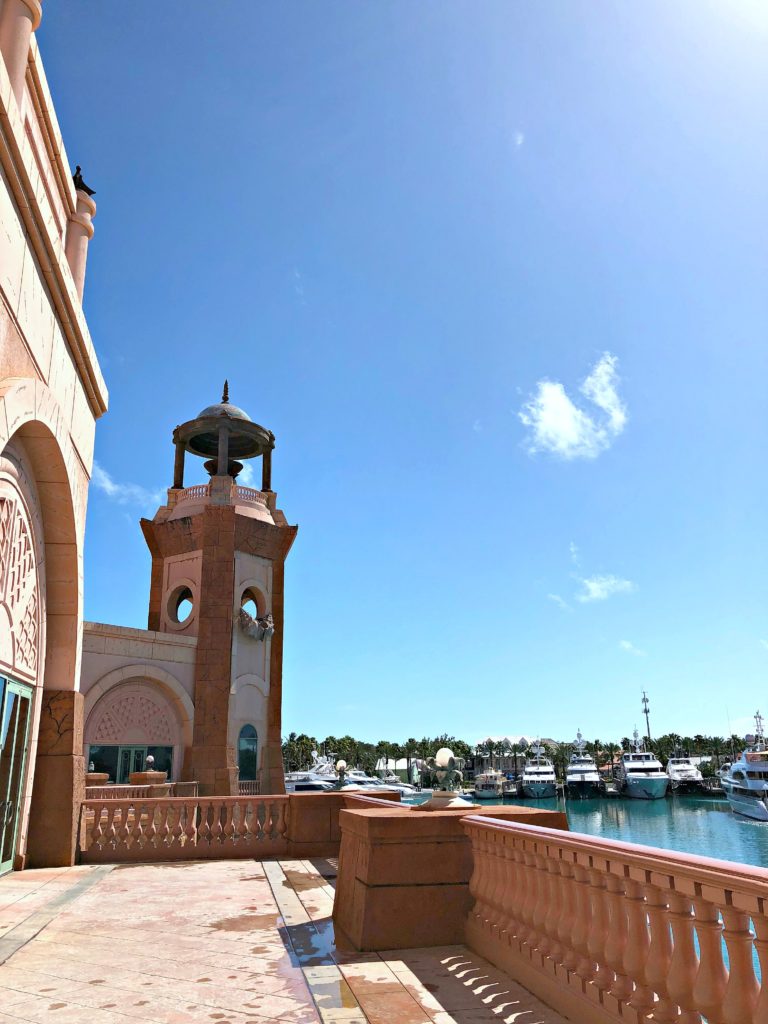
[569,542,580,567]
[472,419,483,434]
[547,593,571,612]
[620,639,646,657]
[92,462,164,506]
[513,130,525,148]
[576,574,635,603]
[293,268,306,305]
[238,462,256,486]
[519,352,627,460]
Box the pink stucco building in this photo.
[0,0,106,874]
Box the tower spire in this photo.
[222,379,229,403]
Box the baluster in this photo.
[184,800,198,846]
[721,905,759,1024]
[222,801,236,842]
[587,865,614,996]
[90,803,105,850]
[211,801,225,842]
[508,841,529,948]
[235,800,249,841]
[500,834,522,944]
[170,802,184,847]
[542,851,564,966]
[489,832,507,936]
[118,802,132,848]
[256,800,266,840]
[605,872,633,1004]
[532,850,552,957]
[132,801,147,849]
[558,858,580,973]
[623,876,655,1018]
[471,831,491,928]
[198,800,212,844]
[691,897,727,1024]
[752,909,768,1024]
[666,891,702,1024]
[519,848,539,953]
[145,800,159,849]
[571,863,595,982]
[643,882,676,1023]
[158,802,172,848]
[466,826,483,926]
[277,798,288,838]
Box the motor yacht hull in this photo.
[473,787,503,800]
[622,775,669,800]
[723,788,768,821]
[566,779,601,799]
[522,781,557,799]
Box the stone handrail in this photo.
[80,796,288,863]
[84,782,200,800]
[234,485,267,505]
[463,814,768,1024]
[177,483,210,501]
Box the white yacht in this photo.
[617,730,669,800]
[473,769,504,800]
[666,756,705,793]
[284,773,335,793]
[565,731,602,799]
[721,713,768,821]
[521,743,557,798]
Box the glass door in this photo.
[117,746,147,783]
[0,678,33,876]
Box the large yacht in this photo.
[721,712,768,821]
[666,755,705,793]
[473,769,504,800]
[617,730,669,800]
[565,730,602,799]
[521,743,557,798]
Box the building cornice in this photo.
[0,35,108,418]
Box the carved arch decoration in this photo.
[0,478,41,682]
[84,665,194,750]
[0,377,83,691]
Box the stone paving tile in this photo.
[0,857,563,1024]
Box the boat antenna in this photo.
[642,691,652,745]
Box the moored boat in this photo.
[565,730,602,799]
[617,730,669,800]
[666,756,705,793]
[721,712,768,821]
[473,769,504,800]
[521,742,557,798]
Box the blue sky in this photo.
[40,2,768,744]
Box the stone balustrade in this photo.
[80,796,289,862]
[462,813,768,1024]
[84,782,199,801]
[238,779,261,796]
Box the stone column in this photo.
[26,690,85,868]
[217,424,229,476]
[0,0,41,105]
[262,447,272,491]
[261,559,286,794]
[64,190,96,302]
[173,440,185,488]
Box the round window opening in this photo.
[169,585,194,625]
[241,589,260,619]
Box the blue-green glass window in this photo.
[238,725,258,780]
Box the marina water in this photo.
[406,793,768,868]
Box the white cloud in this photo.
[472,419,483,434]
[620,639,646,657]
[519,352,627,460]
[576,574,635,603]
[513,131,525,148]
[92,462,164,506]
[569,542,580,567]
[547,593,571,612]
[237,462,256,486]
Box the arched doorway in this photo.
[238,724,258,781]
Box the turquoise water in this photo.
[405,793,768,869]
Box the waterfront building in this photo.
[0,0,106,873]
[80,389,297,796]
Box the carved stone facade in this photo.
[0,4,107,873]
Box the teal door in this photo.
[117,746,147,783]
[0,678,33,876]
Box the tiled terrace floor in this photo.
[0,858,563,1024]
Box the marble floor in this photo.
[0,858,564,1024]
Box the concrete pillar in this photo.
[217,424,229,476]
[64,190,96,302]
[262,448,272,491]
[173,441,185,488]
[0,0,41,105]
[26,690,85,868]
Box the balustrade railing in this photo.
[234,485,267,506]
[238,779,261,796]
[84,782,199,800]
[463,814,768,1024]
[79,796,288,863]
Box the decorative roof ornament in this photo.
[222,380,229,403]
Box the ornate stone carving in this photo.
[0,495,39,676]
[91,690,175,745]
[239,608,274,642]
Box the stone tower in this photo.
[140,385,297,795]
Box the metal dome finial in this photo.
[222,380,229,403]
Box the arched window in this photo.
[238,724,258,780]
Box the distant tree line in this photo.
[283,730,746,780]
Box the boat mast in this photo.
[642,691,652,745]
